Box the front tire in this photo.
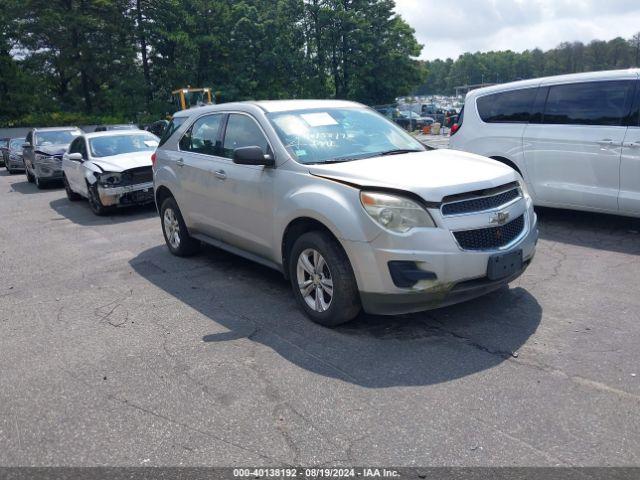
[160,197,200,256]
[87,182,110,215]
[289,231,361,327]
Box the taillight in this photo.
[450,123,460,135]
[151,152,157,167]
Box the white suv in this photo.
[450,69,640,218]
[154,100,538,326]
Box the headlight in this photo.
[98,172,122,186]
[360,191,436,233]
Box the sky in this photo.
[393,0,640,61]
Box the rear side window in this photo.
[543,81,634,126]
[158,118,185,146]
[477,88,537,123]
[179,114,223,155]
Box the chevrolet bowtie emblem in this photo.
[489,211,510,226]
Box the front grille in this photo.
[121,167,152,186]
[120,189,154,205]
[453,214,525,250]
[442,187,520,215]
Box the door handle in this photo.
[596,139,615,146]
[213,169,227,180]
[624,141,640,148]
[176,158,185,167]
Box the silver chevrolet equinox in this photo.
[153,100,538,326]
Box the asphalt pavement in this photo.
[1,170,639,466]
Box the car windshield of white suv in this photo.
[267,108,425,164]
[36,130,81,146]
[89,133,159,158]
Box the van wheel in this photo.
[289,231,361,327]
[63,175,81,201]
[160,197,200,256]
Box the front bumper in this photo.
[97,182,154,207]
[343,205,538,316]
[7,157,25,170]
[34,161,63,179]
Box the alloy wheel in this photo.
[163,208,181,249]
[296,248,334,312]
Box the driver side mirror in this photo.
[233,146,274,167]
[67,152,83,162]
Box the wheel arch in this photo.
[281,217,346,280]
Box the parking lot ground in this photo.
[1,169,639,467]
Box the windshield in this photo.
[35,130,81,146]
[10,139,25,150]
[267,107,425,164]
[89,133,159,158]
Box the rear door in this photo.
[620,77,640,215]
[522,78,635,213]
[174,113,227,237]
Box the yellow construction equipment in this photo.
[171,87,213,111]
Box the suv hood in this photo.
[308,150,519,203]
[35,144,69,156]
[91,151,153,172]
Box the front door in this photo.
[214,113,275,259]
[523,79,635,213]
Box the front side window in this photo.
[267,108,424,164]
[477,88,537,123]
[179,114,223,155]
[68,138,82,154]
[35,130,81,146]
[543,81,634,126]
[88,133,159,158]
[222,114,269,159]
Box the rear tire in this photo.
[288,231,361,327]
[63,175,81,201]
[160,197,200,256]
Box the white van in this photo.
[449,69,640,218]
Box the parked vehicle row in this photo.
[449,68,640,218]
[11,69,638,326]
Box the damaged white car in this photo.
[62,131,159,215]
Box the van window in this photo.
[477,88,537,123]
[543,81,634,126]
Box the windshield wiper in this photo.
[378,149,423,156]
